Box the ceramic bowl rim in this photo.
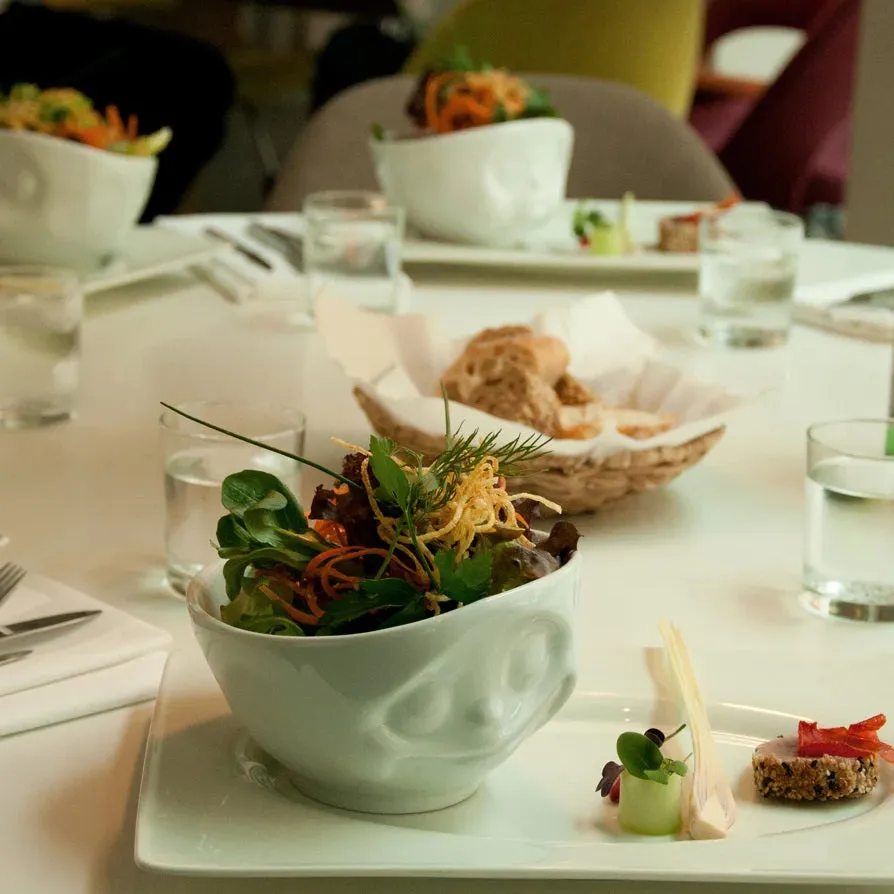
[370,116,574,151]
[187,547,580,648]
[0,127,158,169]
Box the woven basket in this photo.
[354,388,725,515]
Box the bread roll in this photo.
[555,373,598,407]
[441,334,570,404]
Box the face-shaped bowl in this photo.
[0,130,156,272]
[371,118,574,248]
[187,552,579,814]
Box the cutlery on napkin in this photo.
[0,574,171,737]
[795,270,894,342]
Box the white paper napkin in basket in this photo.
[316,291,750,461]
[0,575,171,737]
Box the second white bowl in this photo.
[0,130,156,271]
[371,118,574,248]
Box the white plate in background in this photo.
[401,200,772,274]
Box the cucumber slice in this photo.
[588,224,624,256]
[618,771,682,836]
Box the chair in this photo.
[401,0,704,119]
[714,0,861,213]
[266,74,734,211]
[691,0,850,153]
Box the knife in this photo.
[204,226,275,271]
[0,649,31,667]
[0,609,101,641]
[247,222,304,273]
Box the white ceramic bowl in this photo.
[0,130,156,271]
[187,552,580,814]
[371,118,574,248]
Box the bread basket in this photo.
[354,387,725,515]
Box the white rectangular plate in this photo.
[401,200,760,274]
[136,646,894,883]
[83,226,224,295]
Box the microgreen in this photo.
[616,728,689,785]
[573,203,612,240]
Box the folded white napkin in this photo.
[795,270,894,342]
[0,575,171,737]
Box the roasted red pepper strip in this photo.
[798,715,894,763]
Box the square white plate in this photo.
[136,646,894,883]
[83,226,224,295]
[400,200,762,274]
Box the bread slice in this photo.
[658,217,699,253]
[462,365,563,435]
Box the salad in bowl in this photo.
[371,49,573,247]
[178,398,581,814]
[0,85,170,268]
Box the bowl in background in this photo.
[187,552,579,814]
[0,130,156,271]
[371,118,574,248]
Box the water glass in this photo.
[698,206,804,348]
[0,266,82,428]
[803,419,894,621]
[160,401,306,595]
[303,190,405,314]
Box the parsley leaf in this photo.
[433,549,492,604]
[318,577,420,632]
[368,436,411,508]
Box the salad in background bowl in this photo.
[371,49,573,247]
[0,85,170,270]
[176,398,581,814]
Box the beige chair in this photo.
[266,74,735,211]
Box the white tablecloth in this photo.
[1,235,893,894]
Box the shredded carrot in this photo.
[258,582,320,626]
[425,72,454,133]
[106,105,123,139]
[312,519,348,547]
[305,545,358,578]
[127,113,138,140]
[515,512,528,529]
[304,587,323,618]
[333,483,349,496]
[71,124,111,149]
[439,91,493,131]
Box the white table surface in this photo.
[2,235,894,894]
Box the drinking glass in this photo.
[0,266,82,428]
[160,401,306,595]
[698,207,804,348]
[803,419,894,621]
[303,190,405,315]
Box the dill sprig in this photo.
[429,427,550,482]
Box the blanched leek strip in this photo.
[658,621,737,839]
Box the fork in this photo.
[0,562,26,609]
